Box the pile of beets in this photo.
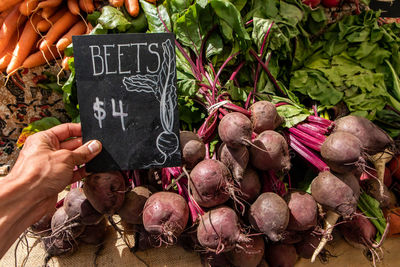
[30,100,398,267]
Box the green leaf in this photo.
[290,69,343,106]
[97,6,131,32]
[279,1,303,27]
[358,192,387,243]
[61,58,79,119]
[225,80,248,102]
[165,0,192,15]
[87,11,101,25]
[17,117,61,147]
[89,24,108,35]
[210,0,250,49]
[173,2,214,54]
[178,96,206,126]
[275,104,310,128]
[205,32,224,59]
[127,10,148,33]
[228,0,247,11]
[252,17,274,53]
[140,0,171,32]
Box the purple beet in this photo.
[249,192,290,242]
[197,206,248,253]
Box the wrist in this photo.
[0,170,42,215]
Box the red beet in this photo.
[180,131,206,169]
[30,209,55,237]
[265,243,297,267]
[250,101,282,133]
[218,142,249,182]
[63,188,103,225]
[321,131,363,174]
[79,218,107,245]
[250,130,291,173]
[42,235,77,256]
[295,232,324,259]
[238,167,261,203]
[218,112,253,149]
[285,191,318,231]
[311,171,358,217]
[142,192,189,245]
[118,186,152,224]
[51,208,85,239]
[197,206,248,253]
[190,159,232,208]
[339,214,377,249]
[333,115,394,154]
[227,235,265,267]
[83,171,126,215]
[249,192,290,242]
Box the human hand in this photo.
[0,123,102,257]
[10,123,102,202]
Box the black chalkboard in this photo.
[370,0,400,18]
[73,33,181,172]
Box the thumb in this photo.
[71,140,102,166]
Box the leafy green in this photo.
[358,192,387,243]
[140,0,171,32]
[61,57,79,120]
[225,80,249,102]
[16,117,61,148]
[288,10,400,129]
[98,6,131,32]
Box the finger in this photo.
[60,137,83,150]
[71,140,102,166]
[46,123,82,142]
[71,166,89,184]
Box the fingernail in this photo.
[88,140,100,153]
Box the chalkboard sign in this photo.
[73,33,181,172]
[370,0,400,18]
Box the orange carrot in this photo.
[145,0,157,3]
[109,0,124,7]
[62,56,71,71]
[56,20,86,52]
[7,14,42,74]
[19,0,38,16]
[125,0,139,17]
[0,9,12,26]
[37,7,66,32]
[37,0,63,9]
[79,0,94,13]
[41,6,58,19]
[0,0,23,13]
[67,0,80,15]
[0,6,27,54]
[22,45,59,68]
[0,33,18,71]
[39,11,79,51]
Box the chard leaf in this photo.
[205,32,223,59]
[225,80,248,102]
[210,0,251,49]
[97,6,131,32]
[173,2,214,55]
[140,0,171,32]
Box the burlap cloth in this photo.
[1,68,400,266]
[1,221,400,267]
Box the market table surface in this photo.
[1,203,399,267]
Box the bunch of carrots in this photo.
[0,0,147,75]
